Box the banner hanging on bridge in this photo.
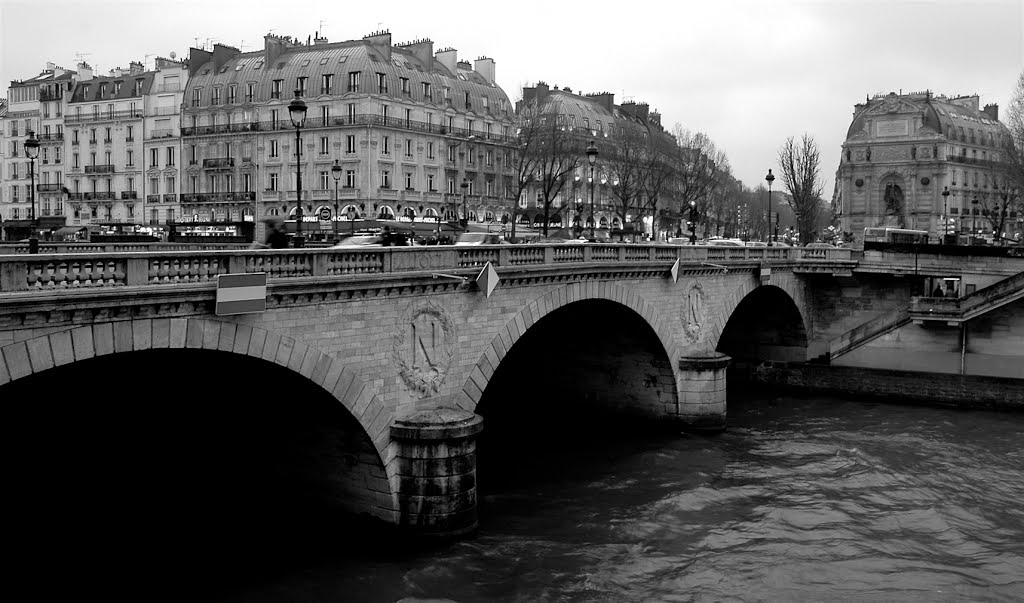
[216,272,267,315]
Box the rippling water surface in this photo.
[220,394,1024,602]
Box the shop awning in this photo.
[55,226,88,236]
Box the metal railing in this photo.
[84,165,115,174]
[65,109,143,124]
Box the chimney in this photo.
[188,47,212,76]
[402,39,434,69]
[77,61,93,81]
[212,44,240,72]
[129,61,144,75]
[314,31,329,45]
[563,86,573,94]
[154,57,178,69]
[983,103,999,121]
[110,67,123,77]
[474,57,495,84]
[586,92,615,113]
[46,62,56,71]
[649,110,661,128]
[950,94,980,111]
[435,47,457,74]
[263,34,293,67]
[363,30,392,61]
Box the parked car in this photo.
[745,241,768,247]
[455,233,503,246]
[333,234,383,247]
[805,242,836,249]
[706,238,745,247]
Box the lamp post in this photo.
[971,197,979,244]
[765,168,775,246]
[586,141,598,239]
[460,178,469,229]
[331,159,342,241]
[288,90,307,248]
[941,186,950,242]
[689,199,697,244]
[25,130,40,254]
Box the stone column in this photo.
[677,352,730,432]
[390,407,484,538]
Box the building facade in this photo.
[181,31,516,240]
[143,57,188,227]
[835,91,1016,244]
[1,63,77,239]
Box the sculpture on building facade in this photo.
[883,183,906,228]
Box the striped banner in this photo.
[216,273,267,315]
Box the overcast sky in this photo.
[2,0,1022,197]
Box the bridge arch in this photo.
[716,283,810,363]
[0,317,396,520]
[463,281,679,414]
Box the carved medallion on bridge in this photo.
[393,299,457,397]
[682,281,708,343]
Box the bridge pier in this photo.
[390,407,484,538]
[677,353,730,432]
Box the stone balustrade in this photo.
[0,244,853,294]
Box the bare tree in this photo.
[605,122,651,239]
[671,127,729,239]
[998,70,1024,243]
[506,100,545,240]
[532,115,583,236]
[640,130,677,240]
[777,134,825,244]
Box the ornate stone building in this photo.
[181,30,516,240]
[835,91,1014,243]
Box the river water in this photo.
[211,392,1024,603]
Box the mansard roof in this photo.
[184,35,512,113]
[845,91,1007,144]
[69,71,156,103]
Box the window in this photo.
[348,71,360,93]
[465,91,471,109]
[134,79,143,96]
[166,147,175,166]
[192,88,201,107]
[346,103,356,123]
[296,76,307,96]
[381,136,391,155]
[467,120,474,134]
[467,145,475,164]
[270,140,279,158]
[447,177,455,194]
[127,150,134,167]
[243,173,252,192]
[427,142,435,159]
[427,173,435,191]
[272,79,283,99]
[320,136,329,155]
[443,87,450,103]
[376,73,387,93]
[400,77,410,96]
[55,147,62,164]
[104,127,111,143]
[166,175,175,193]
[212,87,221,105]
[127,177,135,192]
[405,108,412,126]
[486,180,494,196]
[321,105,330,124]
[189,145,197,164]
[448,145,456,162]
[246,82,255,103]
[90,128,97,143]
[269,172,279,191]
[319,171,330,190]
[448,116,454,132]
[486,150,493,166]
[405,138,413,158]
[422,82,431,100]
[345,170,356,188]
[380,169,391,188]
[228,84,237,104]
[382,104,390,121]
[405,172,414,190]
[346,135,356,153]
[73,153,80,168]
[270,109,279,129]
[90,151,97,166]
[150,148,159,167]
[321,74,332,95]
[73,129,79,144]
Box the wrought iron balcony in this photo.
[163,194,177,203]
[121,191,138,200]
[36,184,64,193]
[65,109,143,123]
[85,165,115,174]
[202,157,235,169]
[147,194,161,203]
[85,192,116,201]
[179,191,255,204]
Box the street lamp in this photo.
[689,199,697,244]
[331,159,342,241]
[765,168,775,246]
[288,89,307,248]
[460,178,469,229]
[941,186,950,242]
[586,141,598,239]
[971,197,979,244]
[25,130,40,254]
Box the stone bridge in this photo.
[0,243,900,537]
